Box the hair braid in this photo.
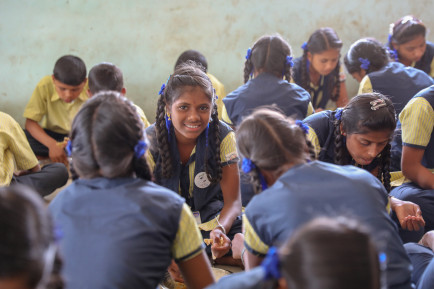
[379,144,392,193]
[155,95,173,180]
[330,60,341,102]
[244,58,253,83]
[334,119,350,165]
[124,100,153,181]
[300,50,312,95]
[204,102,222,183]
[283,58,292,82]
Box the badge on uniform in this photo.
[194,172,211,189]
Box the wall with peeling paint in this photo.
[1,0,433,125]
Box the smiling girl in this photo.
[388,15,434,78]
[146,62,242,263]
[303,93,425,240]
[292,27,349,111]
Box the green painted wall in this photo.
[1,0,433,125]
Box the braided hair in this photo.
[334,93,396,192]
[344,38,389,75]
[243,34,293,83]
[300,28,343,103]
[154,62,222,183]
[69,91,152,181]
[236,108,312,193]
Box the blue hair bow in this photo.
[335,108,344,121]
[65,140,72,157]
[245,48,252,60]
[295,120,309,134]
[134,140,148,158]
[301,42,308,51]
[242,158,255,173]
[358,58,370,70]
[158,83,166,95]
[262,247,281,280]
[286,56,294,67]
[388,48,399,62]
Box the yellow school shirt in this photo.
[23,76,88,134]
[0,112,39,186]
[134,104,151,128]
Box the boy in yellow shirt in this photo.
[1,112,68,196]
[24,55,88,164]
[87,62,151,127]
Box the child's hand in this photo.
[49,143,68,165]
[168,260,184,283]
[393,198,426,231]
[210,228,231,259]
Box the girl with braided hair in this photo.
[222,34,313,128]
[292,27,349,111]
[344,38,433,115]
[303,93,426,242]
[49,91,214,289]
[388,15,434,78]
[146,62,242,264]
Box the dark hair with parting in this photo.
[243,34,293,83]
[88,62,124,94]
[279,216,381,289]
[0,185,64,289]
[155,61,221,183]
[344,38,389,74]
[334,93,396,192]
[300,28,343,102]
[53,55,86,86]
[388,15,426,47]
[69,91,152,180]
[236,108,313,193]
[175,50,208,72]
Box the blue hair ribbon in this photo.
[358,58,370,70]
[335,108,344,121]
[205,123,210,148]
[65,140,72,157]
[262,247,281,280]
[301,42,308,51]
[388,48,399,62]
[286,56,294,68]
[158,83,166,95]
[245,48,252,60]
[134,140,148,158]
[295,120,309,135]
[242,158,255,173]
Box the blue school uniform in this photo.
[49,177,199,289]
[390,86,434,232]
[222,72,311,127]
[244,161,412,289]
[414,41,434,78]
[292,57,337,110]
[365,62,433,114]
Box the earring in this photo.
[165,112,172,141]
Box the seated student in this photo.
[49,92,214,289]
[175,50,227,120]
[222,34,313,128]
[388,15,434,78]
[344,38,433,115]
[24,55,88,165]
[404,231,434,289]
[303,93,425,242]
[87,62,151,127]
[0,185,64,289]
[390,85,434,234]
[292,27,349,111]
[147,62,242,265]
[236,108,412,289]
[0,111,68,196]
[207,217,382,289]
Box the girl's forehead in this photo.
[352,129,393,141]
[172,86,212,104]
[313,48,340,58]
